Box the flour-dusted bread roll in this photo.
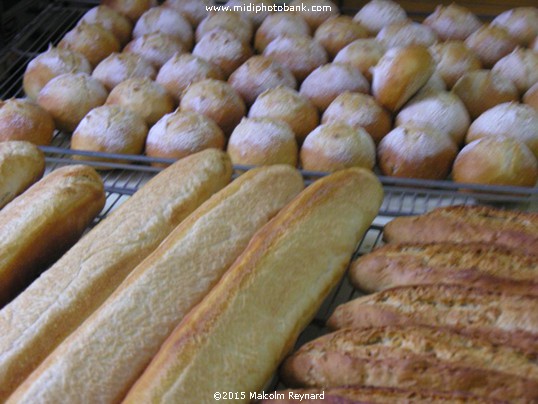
[162,0,212,26]
[133,6,193,49]
[372,45,435,112]
[300,122,376,172]
[524,82,538,112]
[376,21,438,49]
[0,98,54,145]
[23,46,91,100]
[10,165,304,404]
[92,52,156,91]
[225,0,274,28]
[254,13,310,53]
[37,72,108,132]
[333,38,386,81]
[78,5,132,45]
[249,86,319,143]
[429,41,482,88]
[353,0,408,35]
[492,7,538,46]
[464,25,518,68]
[314,15,368,58]
[0,150,232,401]
[289,0,338,30]
[124,32,187,69]
[423,3,482,41]
[101,0,157,22]
[0,141,44,210]
[492,48,538,94]
[196,11,253,44]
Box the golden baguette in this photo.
[0,149,232,401]
[0,141,45,209]
[9,165,304,404]
[124,168,383,403]
[0,164,105,307]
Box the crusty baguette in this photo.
[383,205,538,256]
[349,242,538,294]
[0,164,105,307]
[0,149,232,401]
[124,168,383,404]
[0,141,45,209]
[9,165,304,404]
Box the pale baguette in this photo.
[0,141,45,209]
[9,164,304,403]
[124,168,383,403]
[0,149,232,401]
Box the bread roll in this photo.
[429,41,482,88]
[300,122,376,172]
[92,52,157,91]
[124,33,186,69]
[227,117,298,166]
[299,63,369,111]
[225,0,274,28]
[248,86,319,143]
[376,21,438,49]
[452,70,519,119]
[524,82,538,112]
[353,0,408,35]
[492,48,538,94]
[23,46,92,100]
[101,0,157,22]
[254,13,310,53]
[0,150,232,400]
[10,165,304,404]
[36,72,108,132]
[0,98,54,145]
[162,0,212,26]
[464,25,517,68]
[491,7,538,46]
[289,0,338,30]
[145,110,225,165]
[0,141,44,209]
[322,92,392,144]
[423,3,482,41]
[314,15,368,58]
[133,6,193,49]
[0,165,105,308]
[414,70,446,95]
[372,45,435,112]
[78,5,132,45]
[333,38,386,82]
[196,11,253,44]
[124,168,383,403]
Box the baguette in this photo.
[9,165,304,403]
[0,149,232,401]
[124,168,383,403]
[0,164,104,307]
[383,205,538,256]
[349,242,538,294]
[0,141,45,209]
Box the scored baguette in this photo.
[0,164,105,307]
[349,242,538,294]
[9,165,304,403]
[0,141,45,209]
[383,205,538,256]
[124,168,383,403]
[0,149,232,401]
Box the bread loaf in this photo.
[383,205,538,256]
[124,168,383,403]
[0,149,232,401]
[0,141,45,209]
[9,165,304,403]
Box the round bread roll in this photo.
[105,77,175,125]
[333,38,385,82]
[254,13,310,53]
[37,72,108,132]
[378,125,458,180]
[299,63,369,111]
[124,33,187,69]
[452,70,519,119]
[395,91,470,145]
[78,5,132,46]
[225,0,275,28]
[372,45,435,112]
[192,28,252,78]
[353,0,408,35]
[145,110,225,166]
[464,25,518,68]
[156,53,224,102]
[492,48,538,94]
[133,6,193,49]
[321,92,392,144]
[314,15,369,58]
[491,7,538,46]
[71,105,148,164]
[429,41,482,88]
[0,99,55,145]
[300,122,376,172]
[289,0,338,30]
[58,22,120,67]
[23,46,92,100]
[523,82,538,112]
[162,0,213,27]
[263,34,328,82]
[180,78,246,135]
[100,0,157,22]
[416,70,446,95]
[196,11,253,44]
[248,86,319,143]
[466,102,538,159]
[227,117,298,166]
[228,56,297,106]
[92,52,156,91]
[376,21,438,49]
[423,4,482,41]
